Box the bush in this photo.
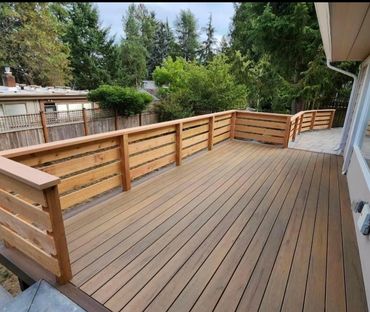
[155,97,193,121]
[153,55,247,121]
[88,85,152,116]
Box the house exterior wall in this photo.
[345,55,370,311]
[347,149,370,309]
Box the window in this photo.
[44,103,57,112]
[355,64,370,166]
[3,103,27,116]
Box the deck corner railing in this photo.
[289,109,335,142]
[0,156,71,284]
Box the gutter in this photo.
[326,60,358,173]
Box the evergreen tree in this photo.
[230,2,354,112]
[200,14,216,64]
[120,4,148,87]
[174,9,200,61]
[62,3,118,90]
[148,20,175,76]
[0,3,70,86]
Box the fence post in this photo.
[43,186,72,284]
[208,116,215,150]
[329,110,335,128]
[310,111,317,130]
[119,134,131,191]
[176,123,183,166]
[82,108,89,136]
[230,111,236,139]
[40,110,49,143]
[114,110,119,130]
[139,113,142,126]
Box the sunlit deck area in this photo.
[0,110,367,311]
[63,140,366,312]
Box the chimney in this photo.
[2,66,16,88]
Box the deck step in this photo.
[0,286,13,307]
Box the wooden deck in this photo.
[64,140,367,312]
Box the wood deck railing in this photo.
[0,108,334,283]
[289,109,335,142]
[0,156,71,283]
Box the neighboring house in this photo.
[316,3,370,309]
[0,68,93,116]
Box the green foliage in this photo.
[174,10,200,61]
[199,14,216,64]
[88,85,152,116]
[120,4,158,86]
[155,98,193,121]
[230,2,355,112]
[149,20,175,77]
[62,3,118,90]
[153,55,247,121]
[0,3,71,86]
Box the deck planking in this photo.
[64,140,368,312]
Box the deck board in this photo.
[64,140,368,312]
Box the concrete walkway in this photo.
[288,127,343,155]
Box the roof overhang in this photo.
[315,3,370,62]
[0,94,88,102]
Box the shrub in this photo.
[153,55,247,121]
[88,85,152,116]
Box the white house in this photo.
[316,3,370,309]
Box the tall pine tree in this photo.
[120,4,148,87]
[200,14,216,64]
[62,3,117,90]
[174,9,200,61]
[148,20,175,76]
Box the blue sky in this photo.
[95,2,235,43]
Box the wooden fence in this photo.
[0,109,158,151]
[0,109,335,282]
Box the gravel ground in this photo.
[0,264,20,296]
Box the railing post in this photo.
[208,116,215,150]
[310,111,317,130]
[176,123,183,166]
[230,111,236,139]
[119,134,131,191]
[40,110,49,143]
[283,117,291,148]
[292,118,298,142]
[329,110,335,128]
[82,108,89,136]
[43,186,72,284]
[298,114,304,134]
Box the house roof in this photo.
[315,3,370,62]
[0,84,88,101]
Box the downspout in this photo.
[326,60,358,173]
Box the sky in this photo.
[95,2,235,43]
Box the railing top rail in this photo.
[0,110,236,158]
[0,156,60,190]
[291,109,335,119]
[0,109,333,158]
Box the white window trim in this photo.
[351,55,370,184]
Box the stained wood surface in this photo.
[63,140,367,312]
